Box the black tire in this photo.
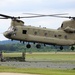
[60,46,63,50]
[26,44,31,48]
[36,44,41,48]
[71,46,74,50]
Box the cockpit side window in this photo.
[22,30,27,34]
[13,27,17,31]
[8,26,13,31]
[61,23,63,28]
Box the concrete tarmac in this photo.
[0,73,38,75]
[0,61,75,69]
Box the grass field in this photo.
[3,52,75,61]
[0,66,75,75]
[1,52,75,75]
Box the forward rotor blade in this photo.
[0,18,8,19]
[17,15,47,18]
[0,14,13,19]
[23,13,68,16]
[23,13,44,15]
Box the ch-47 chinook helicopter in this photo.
[1,13,75,50]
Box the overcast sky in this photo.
[0,0,75,41]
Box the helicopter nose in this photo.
[3,31,12,38]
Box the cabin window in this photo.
[54,35,57,37]
[34,32,37,35]
[65,35,67,39]
[45,33,47,36]
[22,30,27,34]
[58,35,62,37]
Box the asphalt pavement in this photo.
[0,61,75,69]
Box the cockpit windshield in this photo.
[8,26,13,31]
[8,26,17,31]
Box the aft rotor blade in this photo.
[48,15,75,19]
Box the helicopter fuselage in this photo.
[1,13,75,50]
[3,25,75,46]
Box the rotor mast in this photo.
[11,19,24,27]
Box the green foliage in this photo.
[0,43,74,52]
[3,52,75,61]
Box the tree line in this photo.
[0,43,74,52]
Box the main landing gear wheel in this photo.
[26,44,31,48]
[60,46,63,50]
[71,46,74,50]
[36,44,41,48]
